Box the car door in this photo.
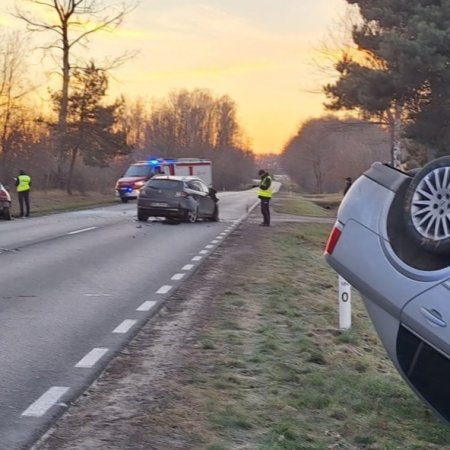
[195,180,215,216]
[187,180,212,216]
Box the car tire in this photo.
[403,156,450,254]
[185,207,198,223]
[3,206,11,221]
[137,209,148,222]
[121,197,128,203]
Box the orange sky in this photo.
[1,0,350,154]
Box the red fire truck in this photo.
[115,158,213,203]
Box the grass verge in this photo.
[10,189,117,217]
[172,193,450,449]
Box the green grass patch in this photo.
[179,221,450,450]
[273,192,336,217]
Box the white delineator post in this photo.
[338,276,351,329]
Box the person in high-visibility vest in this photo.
[257,169,273,226]
[15,169,31,218]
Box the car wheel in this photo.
[137,209,148,222]
[121,197,128,203]
[3,206,11,221]
[185,207,198,223]
[403,156,450,254]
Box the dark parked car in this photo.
[324,156,450,426]
[0,182,11,220]
[137,175,219,223]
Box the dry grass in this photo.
[10,189,117,217]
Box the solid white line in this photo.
[182,264,194,271]
[67,227,97,235]
[113,319,137,334]
[137,300,157,311]
[192,256,202,261]
[156,285,172,294]
[171,273,185,281]
[75,348,109,368]
[21,386,69,417]
[199,250,208,254]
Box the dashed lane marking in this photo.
[156,285,172,294]
[182,264,194,270]
[67,227,97,235]
[136,300,156,311]
[171,273,185,281]
[112,319,137,334]
[21,386,69,417]
[75,348,109,368]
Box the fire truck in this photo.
[115,157,213,203]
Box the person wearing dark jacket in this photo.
[257,169,273,226]
[15,169,31,218]
[343,177,352,196]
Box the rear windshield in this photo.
[147,179,183,190]
[124,165,153,177]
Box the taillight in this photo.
[0,190,8,201]
[324,224,342,255]
[175,191,188,198]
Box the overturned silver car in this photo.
[324,156,450,425]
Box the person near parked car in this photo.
[343,177,352,196]
[15,169,31,218]
[257,169,273,226]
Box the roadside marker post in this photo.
[338,275,351,330]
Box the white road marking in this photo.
[182,264,194,270]
[83,293,112,297]
[21,386,69,417]
[156,285,172,294]
[171,273,185,281]
[113,319,137,334]
[67,227,97,235]
[211,240,219,244]
[137,300,157,311]
[192,256,202,261]
[199,250,208,254]
[75,348,109,368]
[205,245,214,249]
[216,236,223,240]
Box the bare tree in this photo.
[14,0,137,181]
[0,31,35,180]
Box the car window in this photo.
[124,165,152,177]
[147,179,183,191]
[187,181,203,192]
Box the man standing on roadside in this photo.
[15,169,31,218]
[257,169,272,226]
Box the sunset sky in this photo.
[1,0,349,154]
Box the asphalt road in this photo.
[0,189,260,450]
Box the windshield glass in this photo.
[124,165,153,177]
[147,179,182,191]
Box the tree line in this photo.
[0,0,256,194]
[323,0,450,167]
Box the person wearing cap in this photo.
[257,169,273,226]
[15,169,31,218]
[343,177,352,196]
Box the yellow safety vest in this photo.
[17,174,31,192]
[258,175,273,198]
